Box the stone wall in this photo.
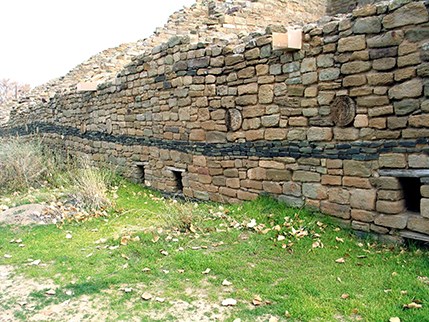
[327,0,385,15]
[2,0,429,243]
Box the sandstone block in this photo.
[226,178,240,189]
[352,209,376,222]
[245,129,264,141]
[206,131,226,143]
[376,200,405,214]
[398,53,421,68]
[237,190,258,201]
[219,187,237,198]
[394,99,420,116]
[319,68,340,81]
[283,181,302,197]
[328,187,350,204]
[333,128,359,141]
[352,221,370,232]
[238,83,258,95]
[354,114,369,127]
[338,35,366,52]
[410,155,429,169]
[236,95,258,106]
[322,175,342,186]
[261,114,280,127]
[240,179,262,190]
[263,181,282,194]
[389,79,423,100]
[341,61,372,74]
[407,215,429,234]
[420,198,429,218]
[367,30,404,48]
[357,95,389,106]
[370,177,401,190]
[302,72,318,85]
[278,195,304,207]
[258,85,274,104]
[379,153,407,168]
[189,129,206,141]
[293,171,320,183]
[301,57,316,73]
[307,127,333,141]
[343,75,367,87]
[370,224,389,234]
[343,160,372,177]
[378,190,404,201]
[225,54,244,66]
[259,160,284,169]
[302,183,328,200]
[321,201,351,219]
[409,114,429,128]
[353,16,382,34]
[383,2,429,29]
[350,189,377,210]
[266,169,291,181]
[375,214,408,229]
[248,167,266,180]
[265,128,287,140]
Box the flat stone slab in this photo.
[379,169,429,178]
[0,204,49,225]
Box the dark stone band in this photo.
[1,122,428,160]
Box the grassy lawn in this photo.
[0,181,428,321]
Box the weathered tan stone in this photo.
[263,181,282,194]
[328,187,350,204]
[367,30,404,48]
[350,189,377,210]
[245,129,264,141]
[409,115,429,128]
[352,221,370,232]
[341,61,372,74]
[376,200,405,214]
[240,179,263,190]
[378,190,403,201]
[398,53,421,68]
[367,73,394,86]
[259,160,284,169]
[383,2,429,29]
[343,75,367,87]
[302,183,328,200]
[189,129,206,141]
[321,201,351,219]
[370,224,389,234]
[237,190,258,201]
[292,171,321,182]
[266,169,291,181]
[338,35,366,52]
[219,187,237,198]
[379,153,407,168]
[265,128,287,140]
[352,209,375,222]
[407,215,429,234]
[421,185,429,198]
[375,214,408,229]
[343,160,372,177]
[307,127,333,141]
[322,175,342,186]
[388,79,423,100]
[421,199,429,219]
[283,181,302,196]
[333,128,359,141]
[258,84,274,104]
[248,167,266,180]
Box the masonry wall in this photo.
[327,0,385,15]
[2,0,429,243]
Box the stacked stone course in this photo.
[2,0,429,243]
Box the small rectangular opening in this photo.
[137,165,145,182]
[172,170,184,192]
[399,177,422,212]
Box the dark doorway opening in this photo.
[136,164,145,183]
[399,177,422,212]
[172,170,184,192]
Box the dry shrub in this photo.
[159,200,204,232]
[0,138,58,192]
[70,159,113,211]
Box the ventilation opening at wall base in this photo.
[172,170,184,193]
[135,162,146,185]
[399,177,422,213]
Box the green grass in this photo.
[1,181,428,321]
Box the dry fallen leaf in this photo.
[221,298,237,306]
[160,250,169,256]
[335,237,344,243]
[65,233,72,239]
[155,297,165,303]
[389,317,400,322]
[335,257,345,264]
[142,267,151,273]
[202,268,211,274]
[252,296,263,306]
[341,293,349,299]
[152,235,160,243]
[4,254,12,259]
[222,279,232,286]
[45,289,56,296]
[120,236,130,246]
[403,302,422,309]
[141,292,153,301]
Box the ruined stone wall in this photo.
[2,0,429,243]
[327,0,385,15]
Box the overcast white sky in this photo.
[0,0,195,87]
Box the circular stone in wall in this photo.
[225,108,243,131]
[330,95,356,127]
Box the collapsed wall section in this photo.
[2,0,429,243]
